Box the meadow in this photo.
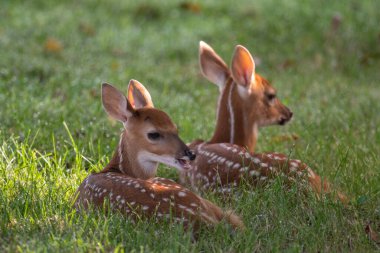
[0,0,379,252]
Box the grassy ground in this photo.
[1,0,380,252]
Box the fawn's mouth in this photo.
[176,157,191,170]
[278,117,290,125]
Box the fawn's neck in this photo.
[101,132,158,179]
[209,78,258,152]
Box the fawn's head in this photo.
[199,41,293,128]
[102,80,195,177]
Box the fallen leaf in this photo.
[279,59,296,70]
[179,2,201,13]
[79,22,96,36]
[134,4,162,20]
[365,223,380,245]
[111,61,119,71]
[44,37,63,54]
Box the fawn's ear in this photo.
[127,79,154,109]
[102,83,135,123]
[199,41,230,91]
[231,45,256,88]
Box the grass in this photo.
[1,0,380,251]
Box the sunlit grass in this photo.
[1,0,379,251]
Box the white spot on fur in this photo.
[178,204,187,209]
[290,162,299,168]
[239,167,249,172]
[178,191,187,197]
[250,170,260,176]
[252,157,261,164]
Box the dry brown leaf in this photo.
[179,2,201,13]
[44,37,63,54]
[134,4,161,20]
[79,22,96,36]
[111,61,119,71]
[279,59,296,70]
[365,223,380,244]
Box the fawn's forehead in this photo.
[135,108,177,132]
[255,75,276,93]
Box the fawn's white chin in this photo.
[159,156,191,172]
[137,151,190,172]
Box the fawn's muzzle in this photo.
[279,109,293,125]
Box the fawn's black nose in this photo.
[185,149,196,161]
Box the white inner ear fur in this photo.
[215,75,226,92]
[201,64,227,92]
[237,81,256,99]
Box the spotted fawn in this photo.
[74,80,245,229]
[180,42,347,203]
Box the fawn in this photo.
[197,41,293,153]
[74,80,244,230]
[178,42,347,203]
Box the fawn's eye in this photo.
[267,93,276,101]
[147,132,161,140]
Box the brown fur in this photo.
[199,42,292,153]
[184,43,347,204]
[74,82,245,230]
[183,143,347,203]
